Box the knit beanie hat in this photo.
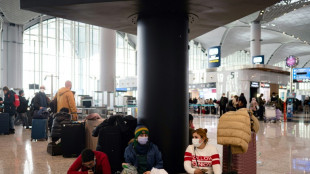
[134,125,149,139]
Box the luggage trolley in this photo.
[264,105,277,123]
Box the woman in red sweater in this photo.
[67,149,111,174]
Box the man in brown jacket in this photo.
[55,81,78,120]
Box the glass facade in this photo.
[189,40,208,71]
[221,50,251,67]
[116,33,136,78]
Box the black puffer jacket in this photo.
[3,90,16,116]
[51,112,71,138]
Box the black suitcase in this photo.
[27,110,33,127]
[61,122,85,158]
[97,125,123,173]
[47,142,62,156]
[0,113,10,135]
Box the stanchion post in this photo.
[284,102,287,122]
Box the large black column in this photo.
[137,13,189,173]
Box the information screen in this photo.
[293,68,310,82]
[252,55,264,64]
[208,46,221,68]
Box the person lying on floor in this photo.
[67,148,111,174]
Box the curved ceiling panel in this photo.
[194,26,227,50]
[0,0,39,24]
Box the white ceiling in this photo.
[0,0,40,24]
[195,1,310,68]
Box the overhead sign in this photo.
[286,55,299,67]
[29,84,39,90]
[252,55,264,64]
[260,82,270,88]
[293,68,310,83]
[250,81,259,88]
[208,46,221,68]
[189,83,216,89]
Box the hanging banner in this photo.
[208,46,221,68]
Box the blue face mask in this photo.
[137,137,148,145]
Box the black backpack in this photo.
[17,96,28,113]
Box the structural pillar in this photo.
[100,28,116,92]
[250,21,261,59]
[1,23,23,89]
[137,13,189,173]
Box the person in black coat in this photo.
[51,108,71,142]
[15,90,29,129]
[239,93,247,108]
[33,85,50,111]
[0,86,16,134]
[219,93,228,116]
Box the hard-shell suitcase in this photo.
[0,113,10,135]
[222,132,257,174]
[97,125,123,173]
[31,119,48,140]
[61,122,85,158]
[85,119,104,150]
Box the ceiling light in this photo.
[271,24,276,26]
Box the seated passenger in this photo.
[124,125,163,174]
[184,128,221,174]
[67,148,111,174]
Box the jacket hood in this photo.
[58,87,71,96]
[54,112,71,122]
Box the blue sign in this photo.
[208,46,221,68]
[293,68,310,83]
[252,55,264,64]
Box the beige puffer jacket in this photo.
[217,108,251,154]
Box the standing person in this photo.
[257,94,265,121]
[68,148,111,174]
[239,93,247,108]
[0,86,17,134]
[184,128,221,174]
[232,95,239,110]
[124,125,163,174]
[55,81,78,121]
[189,114,195,145]
[33,85,50,111]
[15,90,29,129]
[219,93,228,116]
[304,96,310,114]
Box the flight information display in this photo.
[293,68,310,82]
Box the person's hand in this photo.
[40,107,43,109]
[143,171,151,174]
[0,101,3,104]
[194,169,204,174]
[88,170,94,174]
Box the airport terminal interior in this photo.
[0,0,310,173]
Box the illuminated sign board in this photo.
[208,46,221,68]
[252,55,264,64]
[293,68,310,83]
[250,81,259,88]
[260,82,270,88]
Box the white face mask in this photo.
[192,138,203,147]
[138,137,148,145]
[40,89,45,93]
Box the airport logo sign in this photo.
[252,55,264,64]
[286,55,298,67]
[250,81,259,88]
[208,46,221,68]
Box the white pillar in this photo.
[250,21,261,59]
[1,23,23,89]
[100,28,116,92]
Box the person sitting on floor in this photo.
[67,148,111,174]
[184,128,221,174]
[123,125,163,174]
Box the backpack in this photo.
[17,96,28,113]
[13,94,20,108]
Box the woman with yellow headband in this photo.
[123,125,163,174]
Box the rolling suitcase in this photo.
[61,122,85,158]
[31,119,48,140]
[0,113,10,135]
[85,119,104,150]
[222,132,257,174]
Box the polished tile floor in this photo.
[0,114,309,174]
